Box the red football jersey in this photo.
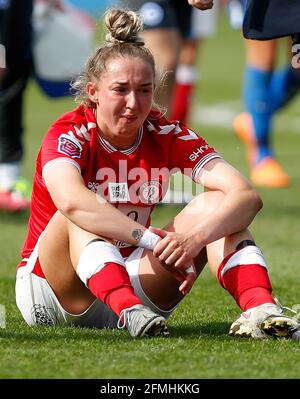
[21,105,221,260]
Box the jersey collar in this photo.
[97,126,144,155]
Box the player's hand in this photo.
[150,227,201,269]
[187,0,214,10]
[149,226,201,294]
[171,265,197,296]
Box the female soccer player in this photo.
[15,9,299,339]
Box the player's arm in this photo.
[192,158,263,243]
[43,162,158,248]
[153,158,262,270]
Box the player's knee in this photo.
[76,240,125,287]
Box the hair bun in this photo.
[105,9,144,46]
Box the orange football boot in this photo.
[250,157,290,188]
[234,113,290,188]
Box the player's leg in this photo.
[268,38,300,112]
[208,235,299,338]
[15,211,168,336]
[170,37,199,124]
[236,39,276,166]
[201,192,299,338]
[37,211,168,336]
[234,39,290,188]
[137,193,218,311]
[171,4,219,124]
[138,191,259,310]
[141,28,181,113]
[136,191,299,338]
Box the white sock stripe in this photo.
[175,64,198,84]
[76,241,125,287]
[221,246,268,279]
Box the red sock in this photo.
[218,251,275,311]
[87,262,143,316]
[170,82,193,124]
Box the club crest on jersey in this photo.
[58,134,82,158]
[108,182,130,202]
[138,181,161,204]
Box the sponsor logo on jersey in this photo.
[108,182,130,202]
[58,134,82,158]
[138,181,161,204]
[189,145,210,161]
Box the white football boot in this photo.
[229,300,299,339]
[117,304,170,338]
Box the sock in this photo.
[243,65,273,162]
[170,64,198,124]
[217,246,275,311]
[171,83,193,124]
[87,262,142,316]
[269,65,300,112]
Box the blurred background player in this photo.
[170,3,219,124]
[119,0,219,122]
[0,0,66,212]
[0,0,95,212]
[119,0,193,116]
[234,0,300,188]
[0,0,33,212]
[234,38,300,189]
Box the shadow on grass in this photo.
[170,321,230,338]
[0,320,231,343]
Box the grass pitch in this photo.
[1,12,300,380]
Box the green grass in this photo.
[1,12,300,379]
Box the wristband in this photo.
[185,265,195,274]
[138,229,160,250]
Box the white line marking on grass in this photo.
[192,101,300,134]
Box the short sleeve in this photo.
[169,122,222,181]
[40,125,89,175]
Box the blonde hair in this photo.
[71,8,163,109]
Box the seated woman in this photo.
[15,8,299,339]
